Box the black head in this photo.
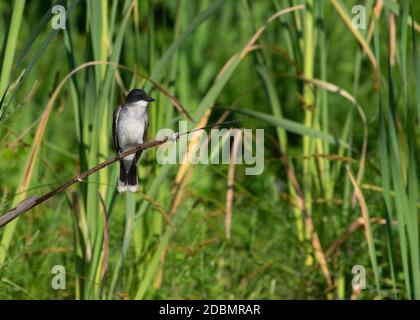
[125,89,155,104]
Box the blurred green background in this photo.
[0,0,419,299]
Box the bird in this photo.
[112,89,155,192]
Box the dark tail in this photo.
[117,161,138,193]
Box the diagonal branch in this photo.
[0,120,238,228]
[0,136,170,228]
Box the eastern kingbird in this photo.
[113,89,155,193]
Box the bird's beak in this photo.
[146,97,155,102]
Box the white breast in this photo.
[117,104,148,152]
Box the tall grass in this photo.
[0,0,419,300]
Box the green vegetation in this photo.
[0,0,419,299]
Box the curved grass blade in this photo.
[233,107,350,149]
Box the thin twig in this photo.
[0,120,237,228]
[225,129,241,239]
[326,217,392,258]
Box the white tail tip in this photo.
[127,185,138,193]
[117,184,128,193]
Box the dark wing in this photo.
[112,105,122,153]
[135,115,149,163]
[143,116,149,143]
